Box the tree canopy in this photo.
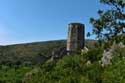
[89,0,125,41]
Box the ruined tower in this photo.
[67,23,85,52]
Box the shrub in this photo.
[85,48,103,62]
[102,59,125,83]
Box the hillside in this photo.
[0,39,125,83]
[22,47,125,83]
[0,39,97,65]
[0,40,66,65]
[0,45,124,83]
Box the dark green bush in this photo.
[0,42,125,83]
[85,48,103,62]
[102,59,125,83]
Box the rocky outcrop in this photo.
[51,47,67,61]
[101,49,113,67]
[81,47,89,54]
[34,53,48,64]
[101,42,125,67]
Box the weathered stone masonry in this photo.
[67,23,85,52]
[51,23,85,60]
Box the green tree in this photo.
[90,0,125,41]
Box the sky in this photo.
[0,0,106,45]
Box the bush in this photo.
[85,48,103,62]
[102,59,125,83]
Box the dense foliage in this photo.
[0,40,98,83]
[22,48,125,83]
[0,44,124,83]
[89,0,125,41]
[0,65,32,83]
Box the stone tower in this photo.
[67,23,85,52]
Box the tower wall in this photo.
[67,23,85,52]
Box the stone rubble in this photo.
[101,42,125,67]
[101,49,113,67]
[81,47,89,54]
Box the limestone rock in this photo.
[86,60,91,66]
[51,47,67,60]
[34,54,47,64]
[118,42,125,48]
[111,42,125,49]
[101,49,113,67]
[81,47,89,54]
[101,42,125,67]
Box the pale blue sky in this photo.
[0,0,105,45]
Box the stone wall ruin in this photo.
[67,23,85,52]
